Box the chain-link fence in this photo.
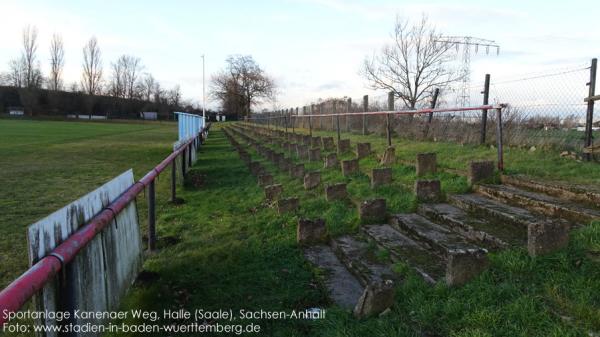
[252,59,598,161]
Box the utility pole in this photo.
[202,54,206,119]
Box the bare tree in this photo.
[211,55,275,117]
[167,85,182,107]
[48,33,65,91]
[21,25,43,88]
[361,15,460,109]
[6,58,26,87]
[81,37,103,95]
[123,55,142,99]
[141,73,156,102]
[108,57,126,97]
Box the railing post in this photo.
[481,74,491,145]
[334,101,341,141]
[182,148,187,177]
[362,95,368,135]
[585,58,597,161]
[171,158,177,202]
[346,98,351,132]
[387,92,394,146]
[496,108,504,171]
[147,180,156,251]
[424,88,440,138]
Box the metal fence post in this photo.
[182,149,186,177]
[147,180,156,251]
[424,88,440,138]
[171,158,177,202]
[585,58,597,161]
[387,92,394,146]
[363,95,368,135]
[481,74,491,145]
[496,108,504,171]
[346,98,351,132]
[334,101,341,141]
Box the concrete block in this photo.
[416,153,437,176]
[309,148,321,162]
[414,179,441,202]
[468,161,495,185]
[304,171,321,190]
[353,281,395,318]
[527,222,570,256]
[325,183,347,201]
[359,199,387,223]
[277,197,299,214]
[258,174,273,187]
[297,218,327,245]
[445,249,489,286]
[356,143,371,159]
[264,184,283,201]
[371,168,392,188]
[290,163,305,179]
[322,137,335,151]
[337,139,351,153]
[324,153,339,168]
[342,159,359,176]
[380,146,395,166]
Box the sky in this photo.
[0,0,599,110]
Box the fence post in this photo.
[496,108,504,171]
[363,95,368,135]
[346,98,351,132]
[386,92,394,146]
[424,88,440,139]
[334,101,341,141]
[319,103,324,130]
[481,74,491,145]
[147,180,156,251]
[171,159,177,203]
[309,106,313,137]
[585,58,597,161]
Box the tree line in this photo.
[0,25,190,112]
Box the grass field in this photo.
[0,119,177,289]
[1,119,599,336]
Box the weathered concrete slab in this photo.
[331,235,398,286]
[418,203,517,249]
[353,281,395,319]
[303,245,364,310]
[390,213,488,256]
[474,184,600,224]
[290,163,305,179]
[361,224,445,283]
[501,174,600,208]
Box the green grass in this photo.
[0,119,177,289]
[2,120,599,336]
[107,125,600,336]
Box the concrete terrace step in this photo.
[417,203,522,249]
[303,245,364,309]
[361,224,445,283]
[330,235,400,287]
[502,174,600,208]
[390,213,488,256]
[474,184,600,225]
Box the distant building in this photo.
[8,106,25,116]
[140,112,158,120]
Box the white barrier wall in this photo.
[27,170,142,337]
[174,112,205,141]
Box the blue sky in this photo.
[1,0,599,109]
